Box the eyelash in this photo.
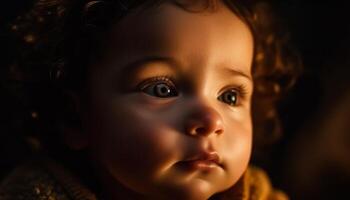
[217,84,248,107]
[137,76,176,91]
[137,76,178,98]
[136,75,248,106]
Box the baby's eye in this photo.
[139,77,178,98]
[218,89,239,106]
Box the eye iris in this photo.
[154,83,171,97]
[223,91,237,105]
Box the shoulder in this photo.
[0,157,97,200]
[245,166,289,200]
[216,166,289,200]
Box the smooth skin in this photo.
[69,1,254,200]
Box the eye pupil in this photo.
[226,93,236,102]
[219,90,238,106]
[155,83,171,97]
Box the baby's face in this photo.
[82,2,253,199]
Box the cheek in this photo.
[220,112,252,183]
[86,98,182,181]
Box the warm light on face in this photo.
[81,1,254,199]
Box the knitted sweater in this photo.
[0,158,288,200]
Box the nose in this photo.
[184,104,224,137]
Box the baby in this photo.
[0,0,300,199]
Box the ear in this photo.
[61,91,89,150]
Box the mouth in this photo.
[177,151,222,171]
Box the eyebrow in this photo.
[223,67,253,82]
[119,55,252,82]
[119,55,179,76]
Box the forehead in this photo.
[104,1,253,74]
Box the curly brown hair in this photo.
[7,0,301,162]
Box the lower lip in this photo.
[180,160,219,171]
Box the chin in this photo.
[154,179,217,200]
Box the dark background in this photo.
[1,1,350,199]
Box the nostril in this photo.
[185,106,224,136]
[195,127,206,135]
[192,127,223,136]
[215,129,223,135]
